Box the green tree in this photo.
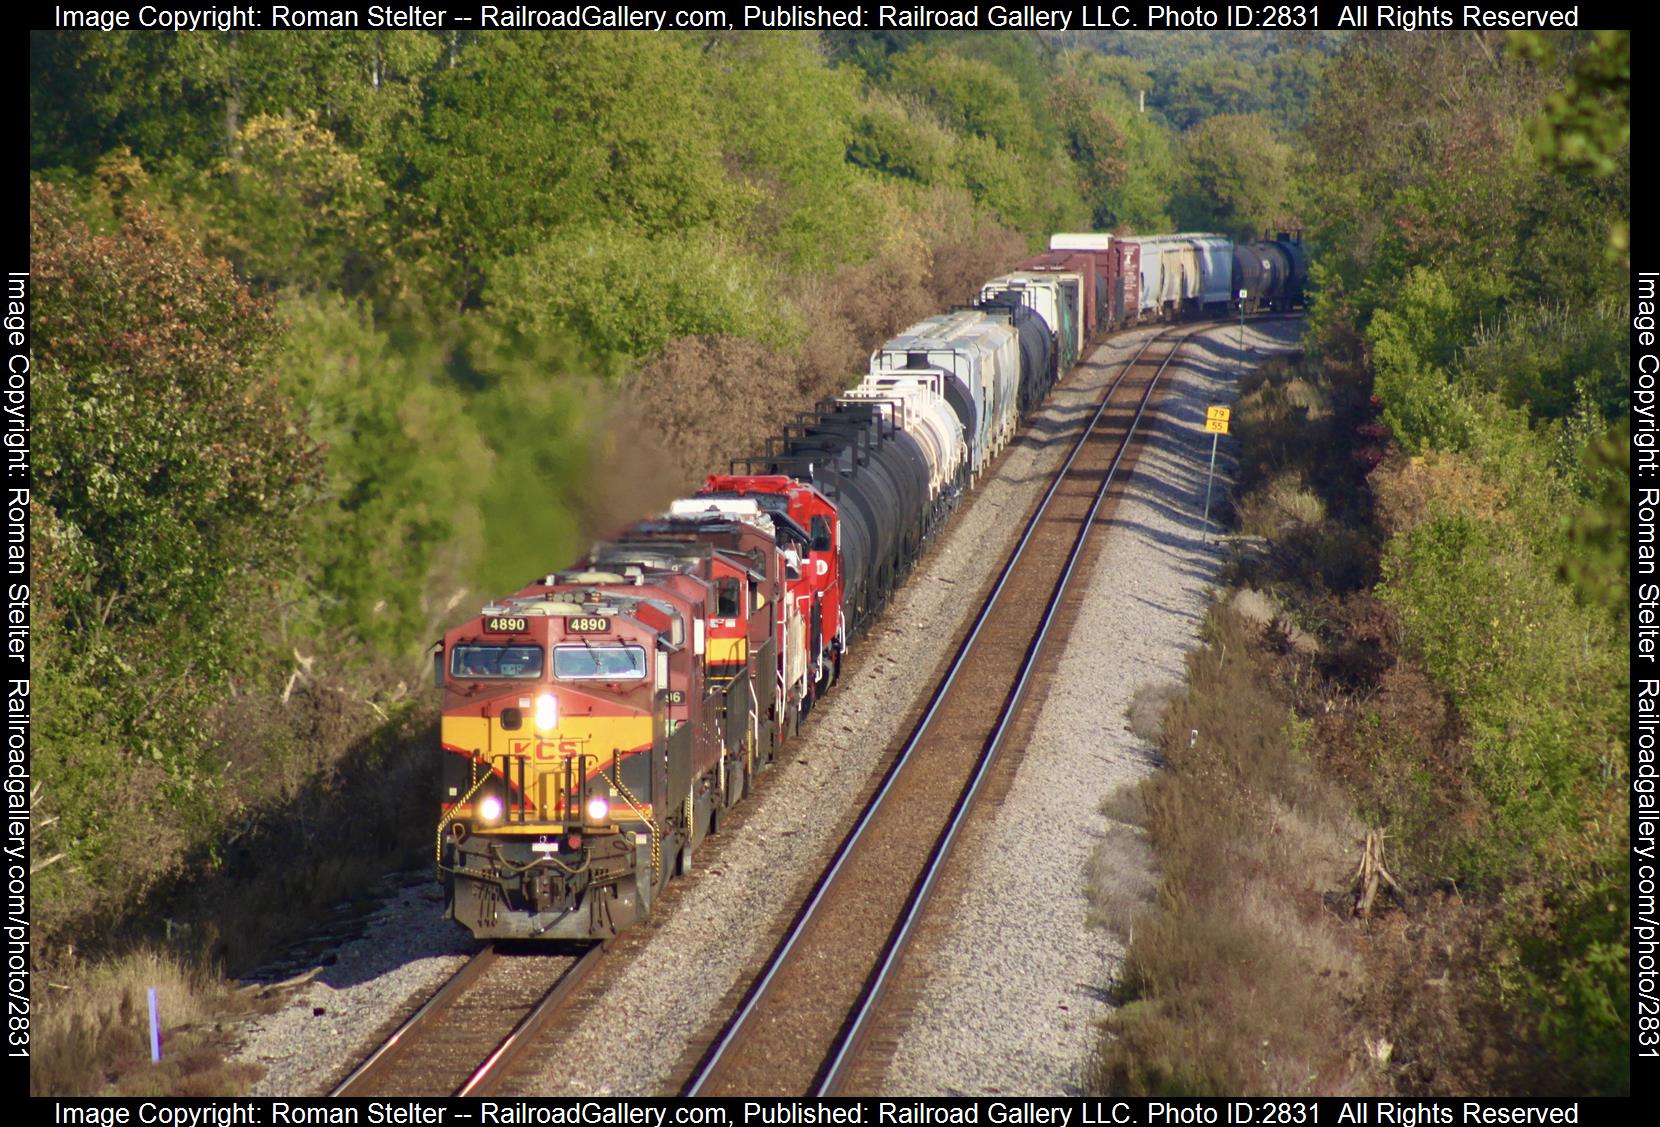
[31,181,320,889]
[1049,58,1176,231]
[702,32,877,269]
[412,32,746,307]
[197,112,390,293]
[886,45,1044,156]
[32,183,316,640]
[1364,267,1485,452]
[848,91,965,189]
[484,224,792,365]
[30,30,441,175]
[1174,113,1292,238]
[275,295,491,657]
[1300,30,1630,1091]
[1156,54,1261,130]
[1511,29,1630,177]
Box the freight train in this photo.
[434,230,1306,939]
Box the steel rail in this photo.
[454,941,606,1096]
[683,322,1199,1096]
[815,326,1197,1094]
[328,945,499,1097]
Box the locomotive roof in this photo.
[589,538,767,584]
[665,498,811,544]
[482,586,687,649]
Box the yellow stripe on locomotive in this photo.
[441,713,654,827]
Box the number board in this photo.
[484,616,528,633]
[566,616,610,633]
[661,690,686,705]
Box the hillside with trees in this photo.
[34,28,1633,1099]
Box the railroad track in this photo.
[680,322,1208,1097]
[328,941,604,1097]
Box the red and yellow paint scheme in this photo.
[698,475,845,694]
[439,501,817,941]
[438,582,699,939]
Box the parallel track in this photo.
[682,322,1206,1097]
[328,942,604,1097]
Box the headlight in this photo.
[585,795,610,822]
[479,795,503,823]
[534,692,558,732]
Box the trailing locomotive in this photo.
[434,227,1305,940]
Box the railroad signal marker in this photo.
[1202,406,1232,537]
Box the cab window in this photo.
[554,645,647,680]
[717,578,742,618]
[810,516,832,553]
[451,645,543,680]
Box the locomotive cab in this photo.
[699,474,845,691]
[438,587,695,939]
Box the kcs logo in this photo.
[511,737,587,759]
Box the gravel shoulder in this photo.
[229,319,1298,1097]
[234,877,473,1096]
[878,318,1304,1096]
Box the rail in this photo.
[683,322,1206,1096]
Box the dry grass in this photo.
[1226,350,1385,597]
[1124,680,1182,744]
[1099,783,1149,829]
[1239,472,1328,537]
[1087,821,1158,940]
[31,949,263,1097]
[33,687,435,1095]
[1228,587,1277,627]
[1093,606,1366,1096]
[1280,377,1332,420]
[1349,888,1557,1094]
[1095,346,1559,1096]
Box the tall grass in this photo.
[31,949,262,1097]
[1092,607,1364,1095]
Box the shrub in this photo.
[484,224,795,364]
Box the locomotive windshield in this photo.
[554,644,647,681]
[450,645,544,680]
